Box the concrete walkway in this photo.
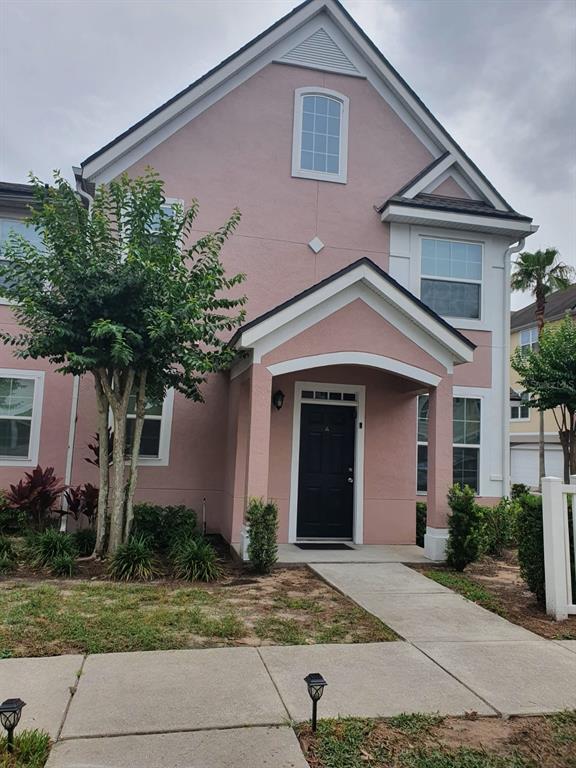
[3,562,575,766]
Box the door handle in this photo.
[347,477,354,484]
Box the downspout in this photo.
[502,237,525,498]
[60,170,94,531]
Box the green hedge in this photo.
[416,502,427,548]
[446,484,481,571]
[132,504,197,552]
[516,493,545,603]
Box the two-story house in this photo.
[510,284,576,487]
[0,0,536,560]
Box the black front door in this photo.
[297,403,355,539]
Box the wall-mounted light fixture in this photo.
[272,390,285,411]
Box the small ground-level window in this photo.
[0,370,44,466]
[124,389,174,465]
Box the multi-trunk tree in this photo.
[0,170,245,556]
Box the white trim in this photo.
[267,352,441,386]
[288,381,365,544]
[291,87,349,184]
[237,262,473,366]
[402,155,456,199]
[0,368,44,467]
[381,203,538,239]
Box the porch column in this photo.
[425,374,453,561]
[244,363,273,501]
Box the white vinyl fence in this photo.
[542,475,576,621]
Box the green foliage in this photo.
[423,570,507,616]
[0,535,17,573]
[6,466,65,532]
[516,493,545,603]
[445,485,481,571]
[0,728,51,768]
[478,498,519,557]
[26,530,78,569]
[63,484,98,527]
[511,483,530,501]
[132,503,197,551]
[416,502,427,547]
[511,248,573,301]
[170,536,222,582]
[246,498,278,574]
[512,316,576,481]
[49,552,76,577]
[399,748,529,767]
[108,535,159,581]
[72,528,97,557]
[254,616,307,644]
[0,490,27,535]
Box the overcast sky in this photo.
[1,0,575,309]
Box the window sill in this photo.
[292,169,347,185]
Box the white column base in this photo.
[239,525,250,562]
[424,526,449,561]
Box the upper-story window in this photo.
[510,392,530,421]
[420,237,482,319]
[519,326,538,354]
[0,218,42,295]
[292,88,349,184]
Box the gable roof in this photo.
[380,192,532,222]
[511,284,576,332]
[231,256,476,365]
[79,0,519,215]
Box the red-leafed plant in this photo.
[64,483,99,526]
[85,431,113,468]
[7,465,66,531]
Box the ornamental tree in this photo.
[0,170,245,555]
[512,315,576,482]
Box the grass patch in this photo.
[0,729,50,768]
[422,570,507,616]
[298,714,576,768]
[0,567,396,656]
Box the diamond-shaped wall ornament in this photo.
[308,236,324,254]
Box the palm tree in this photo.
[511,248,573,486]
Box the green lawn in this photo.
[421,569,508,616]
[298,712,576,768]
[0,568,396,657]
[0,730,50,768]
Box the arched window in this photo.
[292,88,349,184]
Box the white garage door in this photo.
[511,445,564,488]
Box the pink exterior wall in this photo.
[453,331,492,388]
[429,176,472,199]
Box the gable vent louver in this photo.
[280,28,360,75]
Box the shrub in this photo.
[478,498,519,557]
[0,534,16,573]
[132,503,197,551]
[26,529,78,569]
[517,493,545,603]
[0,490,27,534]
[511,482,530,501]
[73,528,97,557]
[50,551,77,577]
[0,728,51,766]
[64,483,99,527]
[445,484,481,571]
[416,502,427,547]
[6,465,66,531]
[108,535,159,581]
[246,498,278,574]
[170,536,222,582]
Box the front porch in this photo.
[224,259,476,561]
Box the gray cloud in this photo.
[1,0,574,301]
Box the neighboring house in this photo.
[510,284,576,487]
[0,0,536,560]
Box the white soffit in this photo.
[279,26,360,74]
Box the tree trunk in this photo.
[93,373,110,558]
[99,368,135,556]
[559,429,571,484]
[124,369,148,542]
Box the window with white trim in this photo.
[510,392,530,421]
[292,88,349,184]
[0,218,43,298]
[124,389,174,465]
[415,394,481,493]
[0,370,44,466]
[420,237,482,319]
[519,327,538,354]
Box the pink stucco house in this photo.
[0,0,537,559]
